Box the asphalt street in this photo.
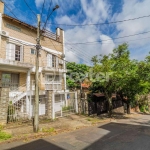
[1,114,150,150]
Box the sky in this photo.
[4,0,150,65]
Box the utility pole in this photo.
[34,14,41,133]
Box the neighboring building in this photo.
[0,1,73,119]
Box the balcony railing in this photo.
[1,82,19,91]
[45,82,62,90]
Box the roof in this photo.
[2,14,57,40]
[93,93,116,98]
[81,83,90,88]
[3,14,37,31]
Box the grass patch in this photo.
[42,127,55,133]
[0,131,12,141]
[86,118,101,124]
[62,106,72,111]
[87,118,92,121]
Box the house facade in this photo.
[0,1,75,120]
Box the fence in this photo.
[53,92,78,118]
[5,90,78,123]
[7,94,48,123]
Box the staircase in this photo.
[9,84,28,103]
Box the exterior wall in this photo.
[1,18,64,67]
[2,18,36,44]
[0,88,9,125]
[0,37,7,59]
[0,2,66,93]
[41,36,63,53]
[0,71,2,84]
[112,106,125,114]
[19,73,26,91]
[0,1,4,14]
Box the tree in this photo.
[66,62,89,90]
[90,43,148,116]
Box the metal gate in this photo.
[53,92,78,118]
[7,94,48,123]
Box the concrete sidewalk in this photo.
[1,113,150,150]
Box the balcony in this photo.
[0,58,34,68]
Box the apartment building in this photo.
[0,1,75,120]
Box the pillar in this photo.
[26,70,31,116]
[46,91,53,119]
[0,88,9,125]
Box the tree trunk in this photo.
[127,103,130,114]
[107,97,113,117]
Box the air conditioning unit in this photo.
[59,59,64,64]
[0,30,9,37]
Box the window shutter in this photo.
[47,54,52,67]
[6,43,10,60]
[20,45,24,62]
[6,43,15,60]
[56,56,58,68]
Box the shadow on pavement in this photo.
[83,121,150,150]
[6,139,65,150]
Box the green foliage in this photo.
[42,127,55,133]
[66,62,89,90]
[0,130,12,141]
[62,106,72,111]
[90,43,150,116]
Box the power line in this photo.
[42,1,58,32]
[65,30,150,45]
[65,47,91,63]
[65,39,92,59]
[2,1,18,19]
[43,14,150,26]
[41,0,46,19]
[41,0,52,31]
[23,0,37,18]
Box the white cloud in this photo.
[56,0,115,64]
[65,51,80,63]
[55,15,76,25]
[113,0,150,58]
[100,35,115,55]
[35,0,44,7]
[81,0,110,23]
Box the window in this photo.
[31,49,36,55]
[15,45,21,61]
[45,75,53,82]
[6,43,23,62]
[47,53,58,68]
[52,55,56,68]
[2,73,19,91]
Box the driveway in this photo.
[1,114,150,150]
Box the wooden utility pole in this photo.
[34,14,41,133]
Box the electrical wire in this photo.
[42,0,53,31]
[41,0,46,19]
[43,14,150,26]
[23,0,37,18]
[65,30,150,45]
[2,1,18,19]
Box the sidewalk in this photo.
[0,113,141,144]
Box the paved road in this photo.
[1,114,150,150]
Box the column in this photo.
[46,91,53,119]
[26,70,31,116]
[0,88,9,125]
